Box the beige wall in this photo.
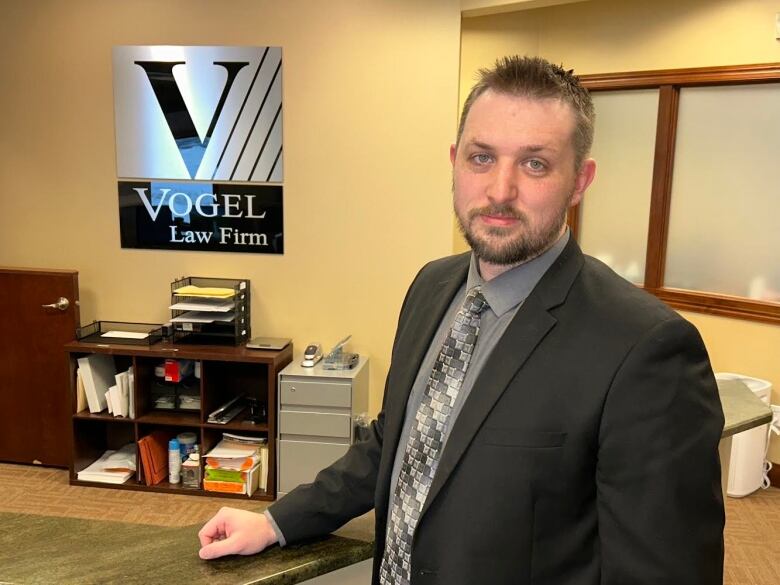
[462,0,780,76]
[3,0,778,458]
[459,0,780,459]
[0,0,462,415]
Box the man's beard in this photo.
[456,200,569,266]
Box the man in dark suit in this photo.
[199,56,725,585]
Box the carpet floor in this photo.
[1,463,777,584]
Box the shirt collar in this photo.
[466,229,570,318]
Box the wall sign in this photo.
[112,45,283,253]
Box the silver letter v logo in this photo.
[134,60,249,179]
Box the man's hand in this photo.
[198,507,279,560]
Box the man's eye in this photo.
[471,153,493,165]
[526,159,545,171]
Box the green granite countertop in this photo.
[719,379,773,438]
[0,512,373,585]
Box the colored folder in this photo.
[137,431,170,486]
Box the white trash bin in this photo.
[715,372,772,498]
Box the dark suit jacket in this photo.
[270,238,725,585]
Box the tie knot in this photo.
[463,286,489,316]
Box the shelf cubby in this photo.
[65,340,291,500]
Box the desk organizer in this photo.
[76,321,164,346]
[169,276,251,345]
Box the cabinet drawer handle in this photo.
[290,386,296,392]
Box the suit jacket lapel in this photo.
[420,239,585,519]
[376,254,470,516]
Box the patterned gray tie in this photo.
[380,286,489,585]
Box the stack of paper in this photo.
[204,462,263,495]
[173,285,235,299]
[204,434,268,496]
[104,367,134,418]
[76,354,116,413]
[77,444,136,484]
[128,367,135,418]
[76,362,134,418]
[75,368,88,413]
[169,299,235,312]
[170,310,236,324]
[205,438,261,470]
[99,330,149,340]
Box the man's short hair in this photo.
[457,55,595,169]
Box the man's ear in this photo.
[570,158,596,207]
[450,144,457,166]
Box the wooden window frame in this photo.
[568,62,780,325]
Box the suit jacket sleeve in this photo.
[267,266,425,543]
[597,316,725,584]
[267,405,386,543]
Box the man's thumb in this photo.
[199,537,237,560]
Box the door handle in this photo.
[42,297,70,311]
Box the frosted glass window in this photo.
[578,90,658,284]
[665,84,780,302]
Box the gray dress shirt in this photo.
[268,231,570,546]
[385,230,569,513]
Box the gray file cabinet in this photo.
[277,357,369,497]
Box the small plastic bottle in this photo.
[177,432,197,460]
[168,438,181,484]
[181,449,201,489]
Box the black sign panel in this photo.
[118,181,283,253]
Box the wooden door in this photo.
[0,268,80,466]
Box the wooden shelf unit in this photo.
[65,340,292,500]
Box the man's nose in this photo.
[487,162,517,203]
